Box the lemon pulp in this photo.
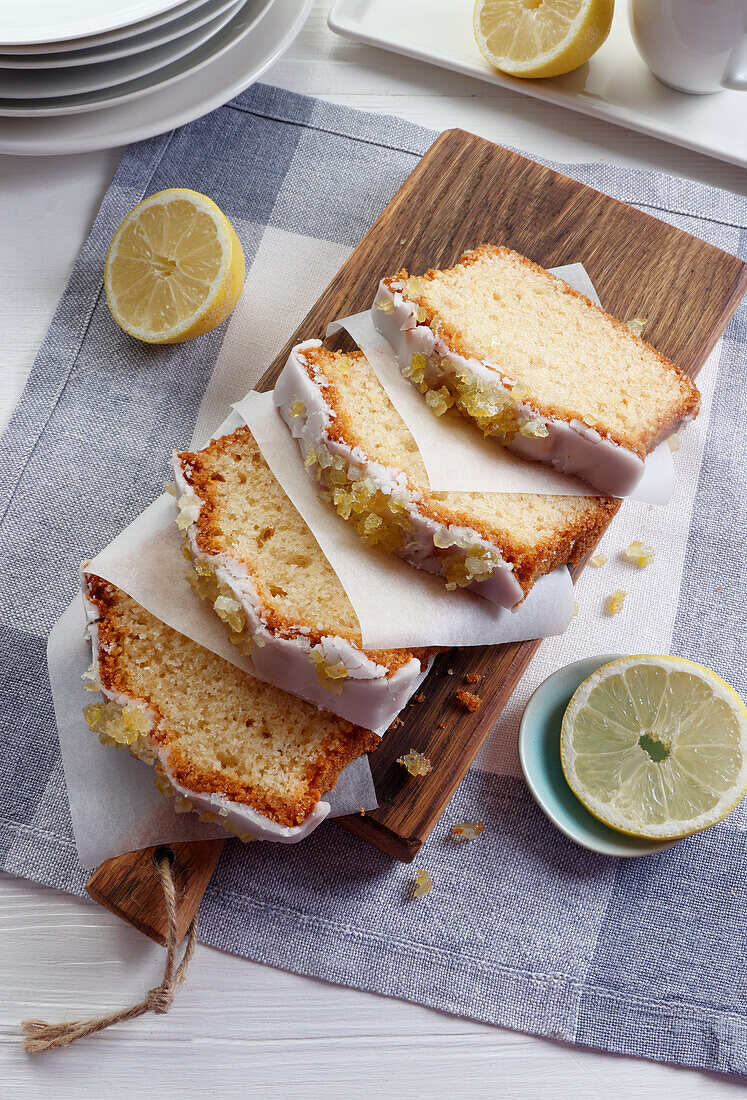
[474,0,614,79]
[105,188,245,344]
[560,655,747,839]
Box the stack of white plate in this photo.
[0,0,313,155]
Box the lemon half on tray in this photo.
[560,655,747,841]
[105,188,245,345]
[474,0,614,79]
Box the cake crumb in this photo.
[667,434,680,453]
[446,668,454,676]
[397,749,432,777]
[465,672,482,684]
[412,869,432,898]
[358,807,365,816]
[573,601,579,618]
[388,716,403,731]
[412,693,426,703]
[590,554,607,568]
[437,721,445,729]
[451,821,484,841]
[456,689,481,712]
[622,540,655,568]
[605,590,626,616]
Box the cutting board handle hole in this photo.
[153,846,175,869]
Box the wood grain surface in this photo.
[86,840,225,945]
[253,128,747,861]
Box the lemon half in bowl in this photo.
[560,655,747,841]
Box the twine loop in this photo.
[22,851,197,1054]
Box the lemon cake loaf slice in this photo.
[372,244,700,496]
[275,341,620,606]
[82,573,378,843]
[172,427,432,732]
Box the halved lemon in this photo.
[105,188,245,344]
[474,0,614,79]
[560,655,747,839]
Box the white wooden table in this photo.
[1,4,745,1095]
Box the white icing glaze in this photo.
[171,449,425,734]
[80,575,325,844]
[162,768,330,844]
[274,342,525,609]
[372,280,647,498]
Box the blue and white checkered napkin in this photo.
[1,83,746,1077]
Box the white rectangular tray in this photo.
[329,0,747,170]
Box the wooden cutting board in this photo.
[87,129,747,939]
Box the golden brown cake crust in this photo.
[84,573,379,828]
[301,345,620,597]
[176,428,435,676]
[385,243,701,456]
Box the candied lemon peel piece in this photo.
[605,590,626,616]
[560,655,747,839]
[623,540,655,568]
[625,317,648,337]
[105,188,245,344]
[412,869,433,897]
[474,0,614,79]
[452,821,484,840]
[398,749,433,777]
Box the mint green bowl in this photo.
[518,654,677,858]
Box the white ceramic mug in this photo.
[629,0,747,93]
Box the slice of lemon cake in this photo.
[373,244,700,496]
[82,573,378,843]
[275,341,620,606]
[172,427,432,731]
